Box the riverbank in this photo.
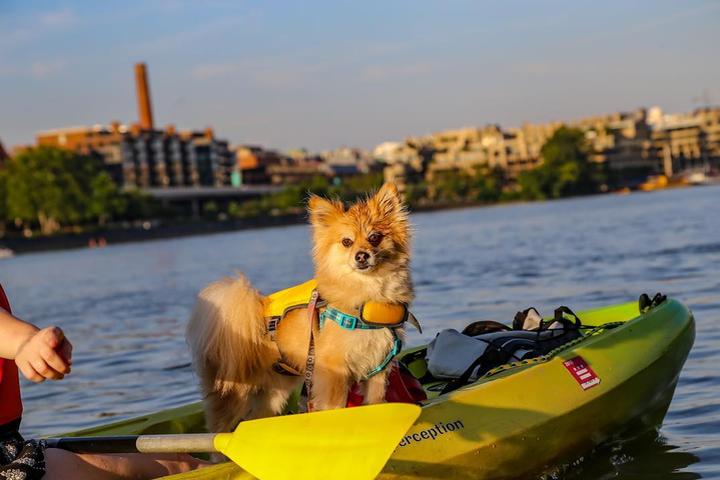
[0,183,700,255]
[0,214,308,254]
[2,200,512,254]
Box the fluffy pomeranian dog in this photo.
[187,183,413,433]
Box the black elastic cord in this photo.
[440,335,527,394]
[553,306,582,329]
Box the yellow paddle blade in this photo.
[213,403,421,480]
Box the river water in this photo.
[1,185,718,478]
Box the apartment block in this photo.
[37,124,233,189]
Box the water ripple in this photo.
[1,185,719,478]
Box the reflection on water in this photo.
[556,431,703,480]
[1,185,718,478]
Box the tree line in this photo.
[405,126,608,206]
[216,126,609,218]
[0,127,608,238]
[0,147,155,237]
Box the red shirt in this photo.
[0,284,23,427]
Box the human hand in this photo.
[15,326,73,382]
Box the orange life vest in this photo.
[0,284,23,427]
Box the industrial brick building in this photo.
[36,63,234,190]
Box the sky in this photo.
[1,0,719,152]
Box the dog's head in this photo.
[308,183,411,303]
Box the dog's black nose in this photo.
[355,251,370,264]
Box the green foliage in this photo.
[518,126,605,200]
[202,200,219,219]
[227,201,242,218]
[121,189,158,220]
[3,147,128,234]
[404,181,428,207]
[228,172,385,219]
[88,172,128,226]
[428,165,504,203]
[0,170,7,217]
[327,171,385,201]
[0,135,620,237]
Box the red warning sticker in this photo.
[563,356,600,390]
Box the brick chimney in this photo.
[134,63,154,130]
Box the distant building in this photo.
[380,105,720,190]
[646,107,720,176]
[234,146,326,185]
[37,123,234,189]
[266,152,327,185]
[235,146,378,186]
[320,147,375,176]
[34,63,235,190]
[235,145,285,184]
[375,141,433,194]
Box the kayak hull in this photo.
[56,298,694,479]
[382,298,694,479]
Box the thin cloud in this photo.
[0,66,20,77]
[31,60,68,78]
[361,63,433,82]
[135,14,253,54]
[190,59,321,89]
[631,2,720,33]
[0,8,78,51]
[38,9,78,27]
[191,62,241,80]
[0,60,68,79]
[363,40,412,57]
[508,62,555,76]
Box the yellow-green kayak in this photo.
[57,297,694,479]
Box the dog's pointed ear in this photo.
[308,195,344,227]
[371,183,404,220]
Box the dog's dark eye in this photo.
[368,232,383,247]
[341,238,353,248]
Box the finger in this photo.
[41,344,70,374]
[32,358,64,380]
[42,326,65,349]
[18,360,45,383]
[59,338,73,365]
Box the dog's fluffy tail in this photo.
[186,274,272,396]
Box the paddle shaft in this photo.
[45,434,218,454]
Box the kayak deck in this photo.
[54,298,694,479]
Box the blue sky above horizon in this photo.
[1,0,719,152]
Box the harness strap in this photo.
[319,306,403,378]
[366,329,402,378]
[267,317,302,375]
[268,293,406,394]
[272,362,302,376]
[319,307,384,330]
[303,290,320,412]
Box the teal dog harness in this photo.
[319,306,403,378]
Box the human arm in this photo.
[0,307,73,382]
